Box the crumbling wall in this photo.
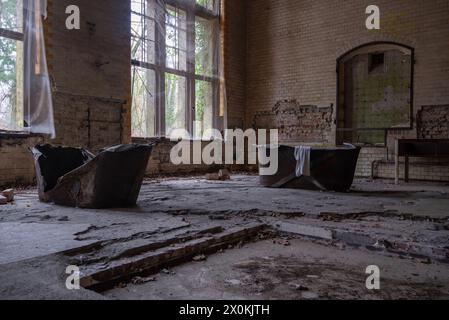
[253,100,333,144]
[417,105,449,139]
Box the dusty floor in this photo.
[106,239,449,300]
[1,176,449,300]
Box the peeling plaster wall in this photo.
[252,100,333,144]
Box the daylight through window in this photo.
[131,0,221,139]
[0,0,24,131]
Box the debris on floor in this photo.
[219,169,231,180]
[273,238,291,246]
[193,254,207,262]
[2,176,449,300]
[206,173,220,181]
[289,283,309,291]
[206,169,231,181]
[1,189,14,205]
[131,276,157,285]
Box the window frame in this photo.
[0,0,25,133]
[131,0,220,138]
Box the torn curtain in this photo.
[23,0,55,137]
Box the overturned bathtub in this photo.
[31,144,155,209]
[258,144,361,192]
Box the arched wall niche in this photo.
[336,42,414,145]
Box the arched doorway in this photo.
[336,42,414,145]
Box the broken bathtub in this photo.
[258,143,361,192]
[31,143,155,209]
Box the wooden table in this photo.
[395,139,449,184]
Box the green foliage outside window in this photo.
[0,0,23,131]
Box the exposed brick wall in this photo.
[253,100,333,143]
[2,1,448,185]
[47,0,131,151]
[0,136,45,185]
[417,105,449,139]
[357,148,449,182]
[246,0,449,131]
[51,92,124,151]
[246,0,449,180]
[138,138,223,176]
[355,147,386,178]
[375,160,449,182]
[134,137,256,176]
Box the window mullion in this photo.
[0,28,24,41]
[156,1,166,137]
[186,8,196,136]
[212,16,220,131]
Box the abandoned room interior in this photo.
[0,0,449,302]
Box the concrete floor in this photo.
[106,238,449,300]
[1,176,449,300]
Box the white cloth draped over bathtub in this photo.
[294,146,311,177]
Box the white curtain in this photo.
[23,0,54,138]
